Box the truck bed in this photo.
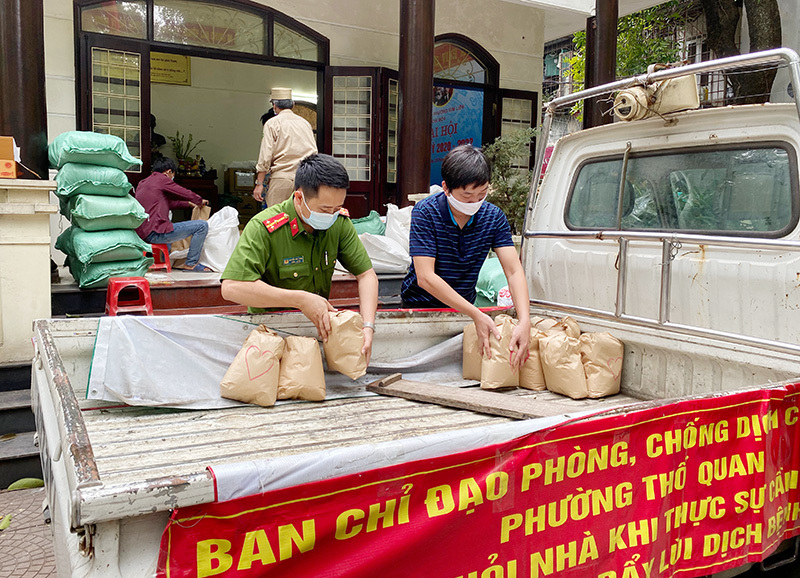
[32,312,642,529]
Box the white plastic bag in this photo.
[200,206,241,272]
[385,203,413,255]
[359,233,411,274]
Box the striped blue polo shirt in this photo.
[401,191,514,307]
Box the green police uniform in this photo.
[221,197,373,314]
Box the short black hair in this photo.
[441,145,491,190]
[260,109,276,126]
[272,99,294,110]
[152,157,177,174]
[295,153,349,198]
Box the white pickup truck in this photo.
[32,48,800,577]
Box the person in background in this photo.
[255,109,277,210]
[400,145,531,367]
[253,87,317,207]
[135,157,212,272]
[150,114,167,160]
[223,153,378,361]
[260,109,276,127]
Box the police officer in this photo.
[253,87,318,207]
[221,154,378,360]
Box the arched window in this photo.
[429,34,499,184]
[78,0,328,63]
[433,34,498,86]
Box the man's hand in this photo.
[473,312,501,358]
[201,199,209,206]
[361,327,374,365]
[509,318,531,370]
[253,184,265,202]
[299,292,337,341]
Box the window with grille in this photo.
[386,79,399,184]
[91,47,142,169]
[332,76,372,182]
[501,97,534,172]
[81,0,147,39]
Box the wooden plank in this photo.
[367,375,643,420]
[367,374,551,420]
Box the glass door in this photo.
[379,69,399,207]
[78,33,150,184]
[498,89,539,171]
[324,67,379,218]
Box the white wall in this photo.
[151,57,317,195]
[44,0,77,143]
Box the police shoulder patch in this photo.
[262,212,290,232]
[338,207,350,218]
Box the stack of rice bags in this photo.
[462,315,624,399]
[49,132,153,289]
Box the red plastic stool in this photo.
[148,243,171,272]
[105,277,153,316]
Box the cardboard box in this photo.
[0,159,17,179]
[0,136,20,178]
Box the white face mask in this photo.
[446,192,485,216]
[300,193,339,230]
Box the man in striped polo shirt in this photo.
[401,145,531,367]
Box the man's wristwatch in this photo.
[362,321,376,332]
[254,181,264,186]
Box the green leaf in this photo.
[0,514,11,531]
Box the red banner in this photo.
[158,384,800,578]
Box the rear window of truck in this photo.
[566,144,798,236]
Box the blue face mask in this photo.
[300,193,339,230]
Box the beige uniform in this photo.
[256,109,318,206]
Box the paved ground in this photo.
[0,488,56,577]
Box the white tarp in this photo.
[209,412,590,502]
[88,315,253,409]
[87,315,471,409]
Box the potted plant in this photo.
[167,131,205,175]
[483,127,538,236]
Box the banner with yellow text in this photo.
[158,383,800,578]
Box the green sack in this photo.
[475,256,507,307]
[63,193,148,231]
[67,255,154,289]
[352,210,386,235]
[56,227,150,266]
[48,131,143,171]
[55,163,133,198]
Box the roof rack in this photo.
[532,47,800,195]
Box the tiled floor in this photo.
[0,488,56,577]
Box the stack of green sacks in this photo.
[50,131,153,289]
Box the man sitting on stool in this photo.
[135,157,212,272]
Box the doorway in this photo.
[75,0,329,189]
[149,54,317,217]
